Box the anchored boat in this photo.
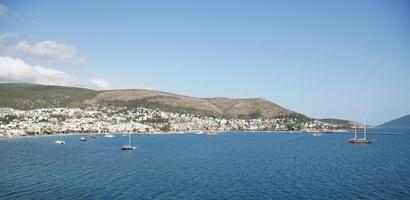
[121,133,136,150]
[54,137,65,144]
[349,121,372,144]
[104,134,115,138]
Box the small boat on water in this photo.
[205,131,219,136]
[121,133,136,150]
[121,144,136,150]
[104,134,115,138]
[196,131,204,135]
[307,129,323,136]
[89,133,97,139]
[349,121,372,144]
[54,139,65,144]
[80,137,87,141]
[54,134,65,144]
[311,132,323,137]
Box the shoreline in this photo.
[0,130,304,139]
[0,130,402,140]
[4,128,404,140]
[0,129,357,140]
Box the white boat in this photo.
[54,139,65,144]
[80,137,86,141]
[205,131,219,136]
[104,134,115,138]
[121,133,136,150]
[307,129,323,136]
[311,132,323,137]
[196,131,204,135]
[89,133,97,139]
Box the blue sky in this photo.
[0,0,409,124]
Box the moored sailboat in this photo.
[54,139,65,144]
[349,121,372,144]
[54,134,65,144]
[89,132,97,139]
[121,133,136,150]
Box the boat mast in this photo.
[128,132,131,145]
[354,124,357,139]
[363,120,367,140]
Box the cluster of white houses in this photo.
[0,106,341,138]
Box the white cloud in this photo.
[0,56,77,86]
[15,40,87,66]
[0,4,7,16]
[0,33,18,56]
[0,56,111,90]
[0,33,17,42]
[88,79,112,90]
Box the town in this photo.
[0,106,343,138]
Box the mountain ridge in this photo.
[319,118,360,128]
[0,83,308,120]
[378,115,410,128]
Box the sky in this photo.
[0,0,409,125]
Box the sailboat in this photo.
[54,134,65,144]
[349,121,372,144]
[121,133,136,150]
[89,133,97,139]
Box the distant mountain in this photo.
[0,83,309,120]
[319,118,359,128]
[378,115,410,128]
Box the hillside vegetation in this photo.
[0,83,309,120]
[0,83,98,110]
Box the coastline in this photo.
[0,106,348,140]
[1,128,403,140]
[0,130,351,140]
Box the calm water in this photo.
[1,129,409,200]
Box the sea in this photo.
[0,128,409,200]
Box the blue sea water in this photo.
[0,129,409,200]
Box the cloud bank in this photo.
[0,56,111,90]
[0,33,17,42]
[0,33,111,90]
[15,40,87,66]
[0,33,17,55]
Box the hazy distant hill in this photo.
[0,83,308,120]
[378,115,410,128]
[319,118,359,128]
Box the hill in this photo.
[84,90,308,120]
[319,118,359,128]
[0,83,309,120]
[378,115,410,128]
[0,83,98,110]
